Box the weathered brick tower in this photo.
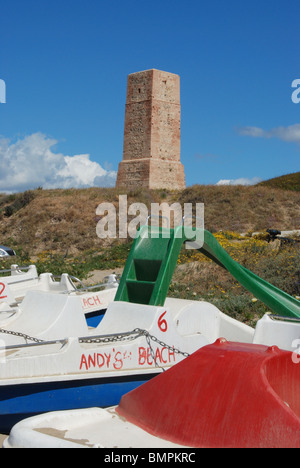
[116,69,186,190]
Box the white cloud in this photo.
[216,177,262,186]
[237,123,300,144]
[0,133,117,193]
[237,126,265,138]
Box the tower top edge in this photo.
[128,69,179,78]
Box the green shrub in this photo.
[3,190,36,217]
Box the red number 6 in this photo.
[158,311,168,332]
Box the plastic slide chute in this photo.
[115,225,300,318]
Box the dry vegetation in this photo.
[258,171,300,192]
[172,232,300,326]
[0,183,299,326]
[0,184,299,256]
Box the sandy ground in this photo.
[86,268,124,285]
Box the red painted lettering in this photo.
[146,348,153,365]
[155,347,161,362]
[158,311,168,332]
[160,347,168,364]
[168,348,176,362]
[113,351,123,369]
[80,354,88,370]
[0,283,7,300]
[139,347,146,365]
[93,295,101,306]
[97,353,105,368]
[82,295,102,309]
[88,354,96,368]
[104,353,111,368]
[138,346,177,366]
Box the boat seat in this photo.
[0,290,88,343]
[172,299,254,343]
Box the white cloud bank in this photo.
[216,177,262,186]
[0,133,117,193]
[237,123,300,144]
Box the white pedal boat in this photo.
[0,262,118,303]
[3,407,184,448]
[0,267,118,330]
[0,224,299,434]
[0,296,252,432]
[0,265,74,306]
[4,337,300,449]
[0,292,299,433]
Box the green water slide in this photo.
[115,225,300,318]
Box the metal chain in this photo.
[78,329,144,344]
[140,328,190,372]
[79,328,190,357]
[0,328,45,343]
[0,328,142,345]
[80,328,190,372]
[0,327,190,371]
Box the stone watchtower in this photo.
[116,69,186,190]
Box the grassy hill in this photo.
[0,183,299,326]
[257,171,300,192]
[0,184,299,256]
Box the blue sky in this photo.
[0,0,299,192]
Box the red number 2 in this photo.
[158,311,168,332]
[0,282,7,300]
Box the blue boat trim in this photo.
[0,372,159,433]
[85,309,106,327]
